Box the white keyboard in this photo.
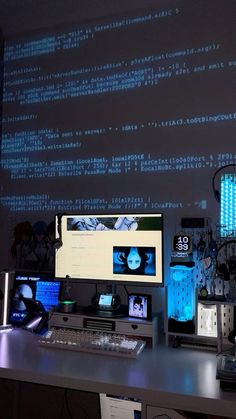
[38,328,146,358]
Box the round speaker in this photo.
[58,300,77,313]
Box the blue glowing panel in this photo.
[168,265,195,321]
[9,272,62,326]
[220,174,236,238]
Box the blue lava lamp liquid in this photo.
[168,265,195,325]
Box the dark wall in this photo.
[0,1,235,283]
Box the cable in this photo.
[124,285,129,296]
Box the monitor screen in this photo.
[9,272,62,326]
[55,213,163,286]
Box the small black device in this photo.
[128,294,152,319]
[92,293,121,311]
[181,217,207,229]
[58,299,77,313]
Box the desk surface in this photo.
[0,329,236,418]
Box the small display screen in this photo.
[128,294,151,319]
[173,234,192,253]
[99,294,113,307]
[9,272,62,326]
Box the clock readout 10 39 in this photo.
[173,234,192,253]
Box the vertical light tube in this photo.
[3,272,9,326]
[220,174,236,237]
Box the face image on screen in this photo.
[128,295,149,318]
[9,272,62,325]
[55,213,163,285]
[113,246,156,276]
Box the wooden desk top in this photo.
[0,328,235,418]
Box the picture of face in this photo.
[113,246,156,276]
[127,247,142,270]
[128,294,150,318]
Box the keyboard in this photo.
[38,328,146,358]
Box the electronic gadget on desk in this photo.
[171,233,194,265]
[86,292,127,317]
[92,293,121,311]
[217,353,236,390]
[8,271,62,333]
[128,294,152,319]
[58,299,77,313]
[216,331,236,390]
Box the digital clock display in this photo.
[173,234,192,253]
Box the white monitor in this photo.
[55,213,163,286]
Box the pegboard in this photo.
[221,304,235,338]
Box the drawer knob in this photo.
[63,317,69,322]
[131,324,138,330]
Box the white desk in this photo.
[0,329,235,418]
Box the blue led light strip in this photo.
[220,174,236,237]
